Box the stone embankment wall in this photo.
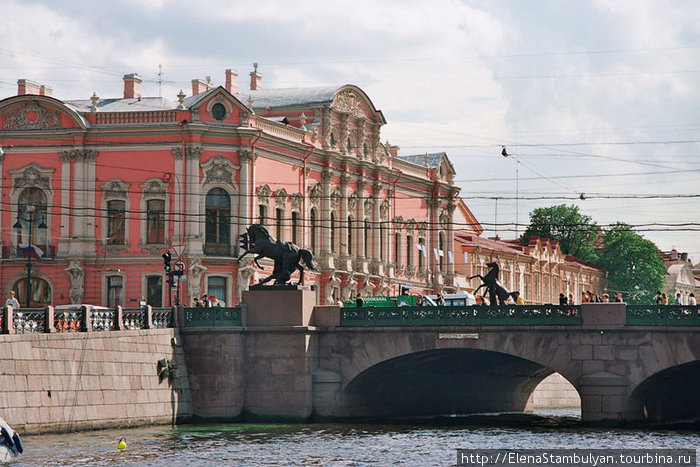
[0,329,192,434]
[530,373,581,410]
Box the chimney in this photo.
[191,79,211,96]
[681,252,688,262]
[671,248,678,260]
[123,73,142,99]
[225,69,238,95]
[249,63,262,91]
[39,85,52,97]
[17,79,41,96]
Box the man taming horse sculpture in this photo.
[238,224,316,286]
[470,261,519,305]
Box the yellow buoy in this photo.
[117,437,127,450]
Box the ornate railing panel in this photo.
[626,305,700,326]
[13,308,46,333]
[184,307,242,327]
[340,305,582,327]
[55,310,81,332]
[91,309,116,331]
[151,307,173,328]
[122,308,145,330]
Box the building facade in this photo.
[0,68,460,308]
[454,232,606,305]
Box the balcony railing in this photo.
[2,305,174,334]
[183,307,242,327]
[626,305,700,326]
[2,244,57,259]
[340,305,582,327]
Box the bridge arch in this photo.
[628,360,700,423]
[336,348,577,418]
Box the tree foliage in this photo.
[521,204,599,261]
[597,223,667,305]
[523,208,668,305]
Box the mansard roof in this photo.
[65,96,178,112]
[396,152,457,177]
[239,84,387,124]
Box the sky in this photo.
[1,0,699,263]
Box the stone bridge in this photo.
[181,289,700,425]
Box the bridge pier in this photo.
[578,371,628,423]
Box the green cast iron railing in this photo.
[626,305,700,325]
[183,306,242,327]
[340,305,582,327]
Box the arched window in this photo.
[12,276,51,308]
[107,200,126,245]
[330,212,336,252]
[347,216,353,255]
[146,199,165,244]
[17,187,48,249]
[310,208,318,253]
[205,188,231,254]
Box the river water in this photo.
[11,411,699,466]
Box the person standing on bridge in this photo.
[355,294,364,308]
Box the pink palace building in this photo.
[0,67,460,308]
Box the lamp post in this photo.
[13,205,47,308]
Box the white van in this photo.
[426,291,477,306]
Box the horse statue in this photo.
[237,224,316,286]
[469,261,519,305]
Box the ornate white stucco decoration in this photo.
[290,192,303,211]
[257,184,271,204]
[101,179,129,200]
[274,188,288,208]
[10,163,53,190]
[201,155,239,186]
[3,100,61,129]
[333,89,367,119]
[348,192,358,211]
[309,183,322,207]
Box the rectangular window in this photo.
[394,233,401,264]
[406,235,413,268]
[147,199,165,244]
[107,276,123,307]
[276,208,283,240]
[292,212,299,245]
[107,200,125,244]
[146,275,163,307]
[207,276,227,305]
[418,238,425,270]
[258,205,267,226]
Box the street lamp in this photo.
[501,146,519,237]
[13,205,47,308]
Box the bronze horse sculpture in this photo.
[469,261,519,305]
[237,224,316,286]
